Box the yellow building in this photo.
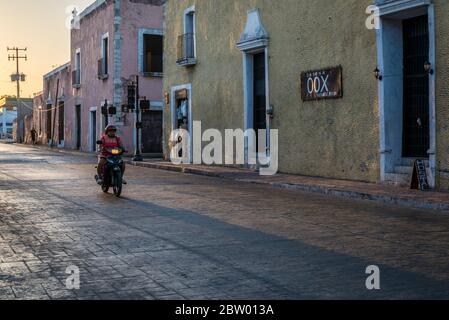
[163,0,449,190]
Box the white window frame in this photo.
[101,33,109,76]
[74,48,81,87]
[138,28,164,76]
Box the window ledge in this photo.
[72,84,81,89]
[176,58,197,67]
[141,72,163,78]
[98,74,109,80]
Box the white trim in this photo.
[376,0,431,17]
[43,63,70,79]
[183,5,196,59]
[78,0,106,20]
[237,8,270,164]
[170,84,193,163]
[89,107,98,152]
[101,32,109,58]
[74,104,82,150]
[376,1,436,188]
[150,101,164,111]
[138,28,164,73]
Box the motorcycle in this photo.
[95,140,125,197]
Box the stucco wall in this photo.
[435,1,449,189]
[40,66,72,147]
[163,0,449,187]
[163,0,379,182]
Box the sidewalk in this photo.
[128,159,449,212]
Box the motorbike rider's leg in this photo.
[122,162,127,184]
[97,157,107,185]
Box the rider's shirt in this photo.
[100,136,122,158]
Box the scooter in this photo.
[95,140,125,197]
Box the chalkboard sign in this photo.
[301,66,343,101]
[411,160,430,191]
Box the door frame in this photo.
[141,101,163,156]
[170,84,192,163]
[376,1,436,187]
[237,9,270,165]
[75,104,81,150]
[89,107,98,152]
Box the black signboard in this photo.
[411,160,430,191]
[108,106,117,115]
[140,100,150,111]
[301,66,343,101]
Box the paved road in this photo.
[0,143,448,300]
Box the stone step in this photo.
[394,166,413,174]
[384,173,411,187]
[400,158,429,167]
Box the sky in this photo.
[0,0,94,98]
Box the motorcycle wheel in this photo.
[113,171,122,197]
[102,185,109,193]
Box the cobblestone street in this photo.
[0,143,449,300]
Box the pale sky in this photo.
[0,0,94,98]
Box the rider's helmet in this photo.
[105,125,117,134]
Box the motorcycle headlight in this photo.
[112,149,120,155]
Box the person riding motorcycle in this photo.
[96,125,126,185]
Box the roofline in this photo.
[78,0,107,21]
[43,62,71,79]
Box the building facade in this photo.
[69,0,165,155]
[0,96,33,141]
[163,0,449,190]
[33,63,72,147]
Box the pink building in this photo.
[68,0,165,154]
[32,63,72,147]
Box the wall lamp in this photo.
[374,67,383,81]
[424,61,434,75]
[267,104,274,120]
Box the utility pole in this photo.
[7,47,27,100]
[7,47,27,142]
[133,75,143,162]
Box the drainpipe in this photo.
[264,46,271,158]
[113,0,122,126]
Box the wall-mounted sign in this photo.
[175,89,188,100]
[301,66,343,101]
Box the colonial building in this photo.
[69,0,165,155]
[33,63,72,147]
[163,0,449,190]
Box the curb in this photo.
[128,160,449,212]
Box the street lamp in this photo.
[374,67,383,81]
[424,61,434,75]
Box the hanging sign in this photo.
[301,66,343,101]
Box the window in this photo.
[73,50,81,87]
[143,34,163,74]
[177,6,196,66]
[99,34,109,79]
